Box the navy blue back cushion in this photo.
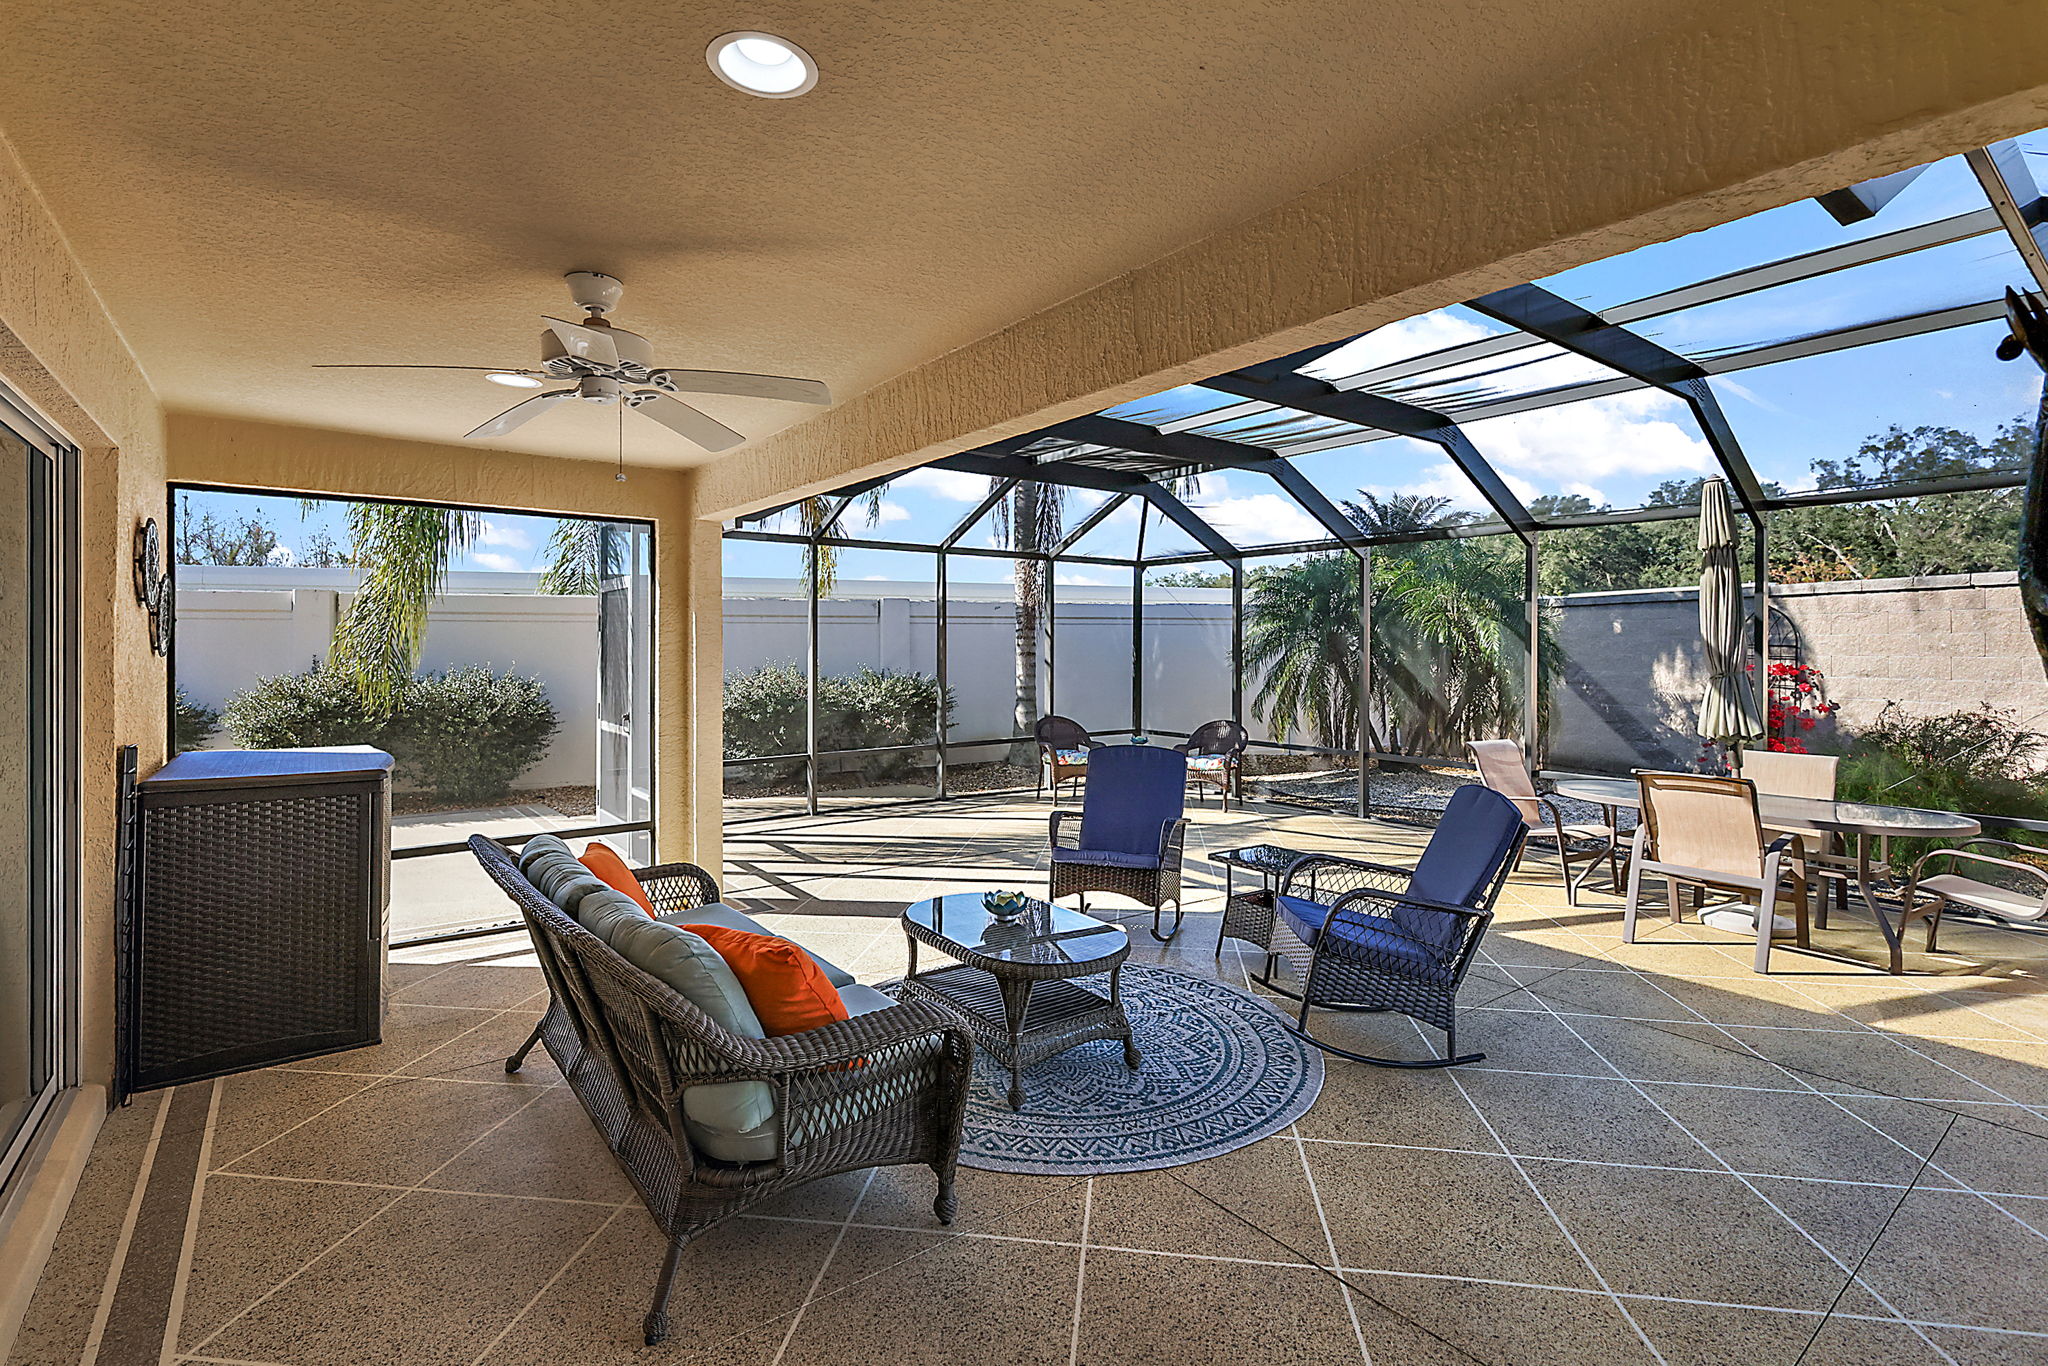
[1396,785,1523,952]
[1078,745,1188,856]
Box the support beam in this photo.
[941,478,1016,548]
[1054,491,1131,555]
[1969,141,2048,293]
[1465,282,1770,513]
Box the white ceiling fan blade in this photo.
[631,394,746,452]
[651,370,832,405]
[463,389,575,440]
[542,316,619,368]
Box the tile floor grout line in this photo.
[1064,1178,1092,1366]
[464,1204,626,1366]
[202,1168,633,1208]
[184,1080,560,1358]
[1506,968,1963,1365]
[157,1077,223,1365]
[1790,1111,1958,1366]
[766,1166,880,1366]
[79,1088,175,1366]
[1287,1124,1374,1365]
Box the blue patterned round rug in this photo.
[956,965,1323,1174]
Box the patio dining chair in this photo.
[1467,739,1618,904]
[1899,838,2048,954]
[1048,743,1189,941]
[1623,771,1810,973]
[1734,749,1850,922]
[1176,718,1247,811]
[1266,784,1524,1068]
[1034,714,1102,800]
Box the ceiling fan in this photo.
[315,271,831,452]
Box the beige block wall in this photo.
[0,133,166,1095]
[165,412,722,870]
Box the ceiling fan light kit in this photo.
[315,271,831,454]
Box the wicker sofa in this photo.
[468,834,973,1345]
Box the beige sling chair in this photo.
[1623,772,1810,973]
[1734,749,1852,923]
[1467,740,1618,905]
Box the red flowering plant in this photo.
[1761,661,1840,754]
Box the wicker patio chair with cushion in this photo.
[1266,784,1525,1068]
[469,834,973,1346]
[1176,718,1247,810]
[1622,772,1810,973]
[1035,714,1102,800]
[1049,743,1190,942]
[1467,739,1618,905]
[1899,838,2048,953]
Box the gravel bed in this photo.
[1255,764,1635,831]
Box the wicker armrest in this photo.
[743,996,973,1073]
[638,861,721,912]
[1049,809,1084,848]
[1278,853,1408,899]
[1327,884,1491,922]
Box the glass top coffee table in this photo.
[899,892,1139,1111]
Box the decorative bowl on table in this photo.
[982,890,1030,920]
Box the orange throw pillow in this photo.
[686,924,849,1037]
[580,843,656,917]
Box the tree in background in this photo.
[325,503,484,712]
[1242,554,1363,753]
[175,495,282,566]
[991,481,1061,764]
[537,519,621,595]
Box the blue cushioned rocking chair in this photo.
[1048,744,1189,942]
[1266,785,1525,1068]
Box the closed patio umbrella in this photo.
[1696,477,1765,754]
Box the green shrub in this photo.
[391,666,558,803]
[1837,703,2048,873]
[724,663,949,783]
[221,662,557,802]
[173,686,220,754]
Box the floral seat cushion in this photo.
[1051,748,1090,766]
[1185,754,1230,774]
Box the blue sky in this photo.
[187,136,2048,588]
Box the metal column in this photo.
[1525,533,1541,766]
[1131,508,1147,736]
[805,546,820,817]
[1230,561,1245,726]
[1356,549,1370,819]
[1045,554,1058,723]
[935,549,949,801]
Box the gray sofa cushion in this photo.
[517,833,575,875]
[656,901,855,988]
[574,886,655,946]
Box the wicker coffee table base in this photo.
[901,964,1140,1110]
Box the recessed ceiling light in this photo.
[486,372,545,389]
[706,31,818,98]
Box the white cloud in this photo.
[896,467,990,501]
[1303,309,1498,379]
[476,518,534,550]
[859,574,889,580]
[863,500,911,525]
[1186,475,1325,545]
[1464,391,1712,491]
[1354,460,1500,513]
[1714,377,1790,417]
[470,551,523,572]
[1056,573,1107,585]
[265,545,294,566]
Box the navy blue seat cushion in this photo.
[1395,785,1523,953]
[1276,895,1455,986]
[1076,745,1187,858]
[1051,847,1161,869]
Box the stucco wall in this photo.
[1544,573,2047,774]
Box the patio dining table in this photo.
[1547,775,1980,974]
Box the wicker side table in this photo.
[1210,844,1311,970]
[900,892,1137,1110]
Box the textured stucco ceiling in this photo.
[0,0,1690,468]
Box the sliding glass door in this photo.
[0,391,74,1196]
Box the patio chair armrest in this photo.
[1049,808,1083,848]
[1157,817,1188,869]
[1762,833,1805,860]
[1277,853,1408,900]
[745,996,975,1073]
[1326,884,1491,923]
[638,861,722,913]
[1905,845,2048,894]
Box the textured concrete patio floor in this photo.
[12,793,2048,1365]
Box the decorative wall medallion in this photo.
[133,518,171,657]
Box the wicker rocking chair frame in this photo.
[469,835,973,1346]
[1047,809,1188,942]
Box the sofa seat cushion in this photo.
[658,902,855,988]
[1277,895,1454,986]
[687,924,849,1038]
[1052,847,1160,870]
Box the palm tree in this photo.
[326,502,482,712]
[1243,554,1364,751]
[537,519,622,595]
[990,482,1061,764]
